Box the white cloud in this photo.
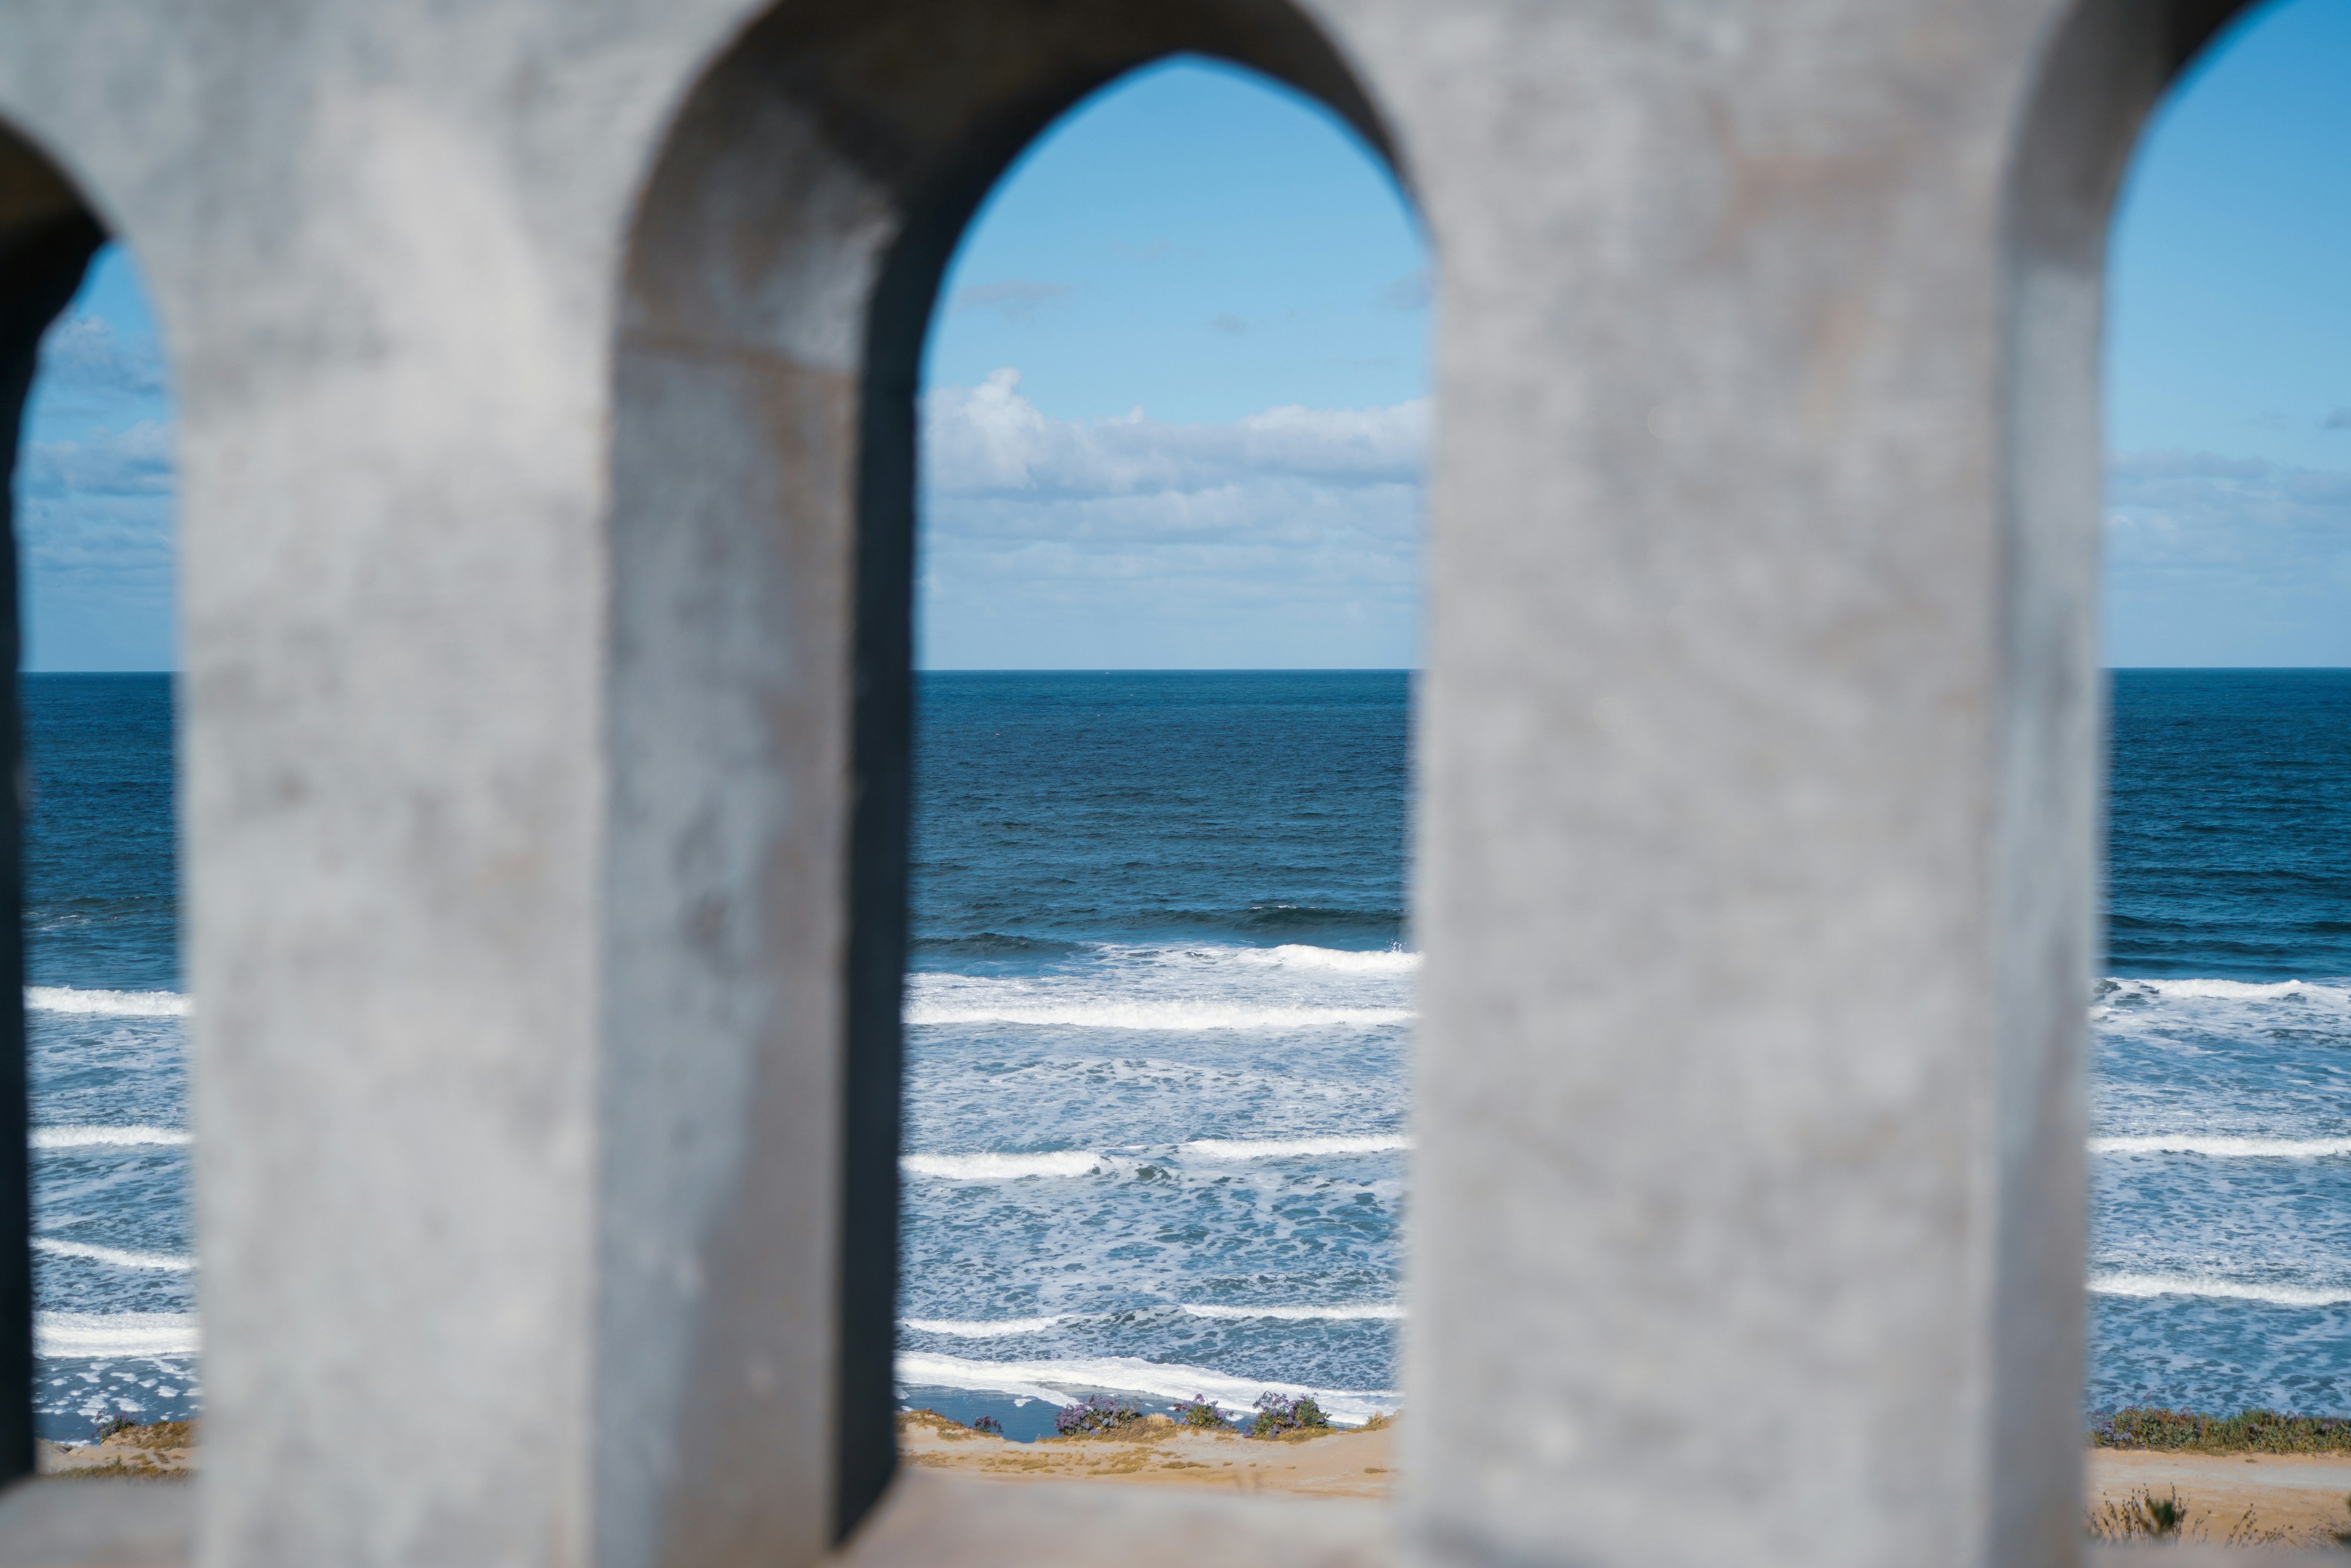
[2104,449,2351,665]
[925,368,1425,500]
[2107,450,2351,586]
[32,314,168,408]
[917,370,1425,668]
[20,421,175,500]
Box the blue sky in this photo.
[2104,0,2351,665]
[917,59,1427,669]
[19,10,2351,669]
[20,245,172,671]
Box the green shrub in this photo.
[2089,1408,2351,1453]
[1247,1392,1331,1438]
[1171,1397,1232,1429]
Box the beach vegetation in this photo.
[1247,1392,1332,1439]
[1171,1396,1233,1429]
[2084,1486,2310,1549]
[2089,1406,2351,1453]
[969,1415,1004,1436]
[1054,1394,1148,1436]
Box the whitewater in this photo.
[22,667,2351,1438]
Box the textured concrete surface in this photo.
[0,1480,190,1568]
[0,0,2269,1566]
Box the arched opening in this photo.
[17,237,190,1462]
[611,4,1409,1556]
[891,56,1425,1452]
[2084,0,2351,1522]
[0,127,131,1487]
[2007,0,2347,1547]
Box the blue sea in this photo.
[19,668,2351,1441]
[2088,669,2351,1416]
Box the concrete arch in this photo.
[1988,1,2260,1559]
[605,7,1409,1562]
[0,121,106,1491]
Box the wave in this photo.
[906,998,1412,1031]
[902,1315,1070,1337]
[30,1124,192,1150]
[1227,944,1419,976]
[34,1311,201,1358]
[2099,977,2351,1007]
[25,986,189,1018]
[1181,1135,1411,1160]
[2089,1272,2351,1308]
[902,1151,1105,1181]
[2092,1135,2351,1159]
[33,1237,196,1274]
[1180,1302,1405,1322]
[910,933,1081,959]
[895,1349,1396,1426]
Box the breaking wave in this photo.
[30,1124,192,1150]
[902,1151,1105,1181]
[35,1311,202,1358]
[1180,1302,1405,1322]
[25,986,188,1018]
[901,1315,1070,1337]
[895,1348,1395,1426]
[2088,1272,2351,1308]
[906,997,1411,1030]
[1181,1134,1410,1160]
[2092,1135,2351,1159]
[32,1238,195,1274]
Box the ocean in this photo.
[21,674,195,1440]
[16,667,2351,1442]
[2088,668,2351,1415]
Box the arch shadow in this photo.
[0,123,106,1489]
[607,1,1411,1558]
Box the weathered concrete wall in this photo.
[0,0,2253,1565]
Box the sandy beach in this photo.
[907,1410,2351,1547]
[2087,1449,2351,1545]
[34,1422,198,1479]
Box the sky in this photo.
[2103,0,2351,666]
[16,10,2351,671]
[19,246,172,672]
[917,59,1427,669]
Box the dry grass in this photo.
[2085,1483,2349,1549]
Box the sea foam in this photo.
[1227,945,1420,976]
[1181,1134,1411,1160]
[906,997,1411,1031]
[2088,1272,2351,1308]
[35,1311,202,1358]
[902,1151,1104,1181]
[896,1348,1396,1426]
[2092,1134,2351,1159]
[1180,1302,1405,1321]
[30,1125,192,1150]
[901,1315,1070,1336]
[25,986,190,1018]
[33,1238,196,1274]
